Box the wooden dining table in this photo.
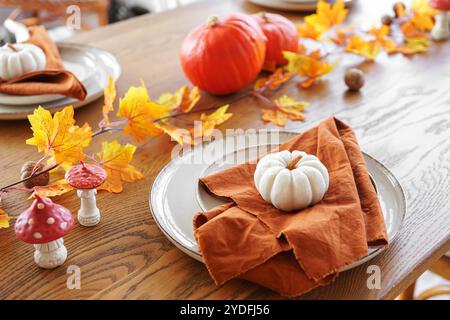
[0,0,449,300]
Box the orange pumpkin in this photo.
[180,13,266,95]
[252,12,299,71]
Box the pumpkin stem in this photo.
[7,43,17,52]
[260,12,269,23]
[207,16,220,27]
[287,155,302,170]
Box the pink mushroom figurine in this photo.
[430,0,450,40]
[65,161,107,227]
[15,195,74,269]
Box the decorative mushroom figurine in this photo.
[14,195,74,269]
[430,0,450,40]
[65,161,107,227]
[254,150,329,212]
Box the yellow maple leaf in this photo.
[254,68,293,91]
[200,105,233,126]
[368,25,396,51]
[155,123,193,145]
[392,37,430,55]
[261,109,287,127]
[26,106,92,165]
[284,51,335,88]
[117,84,170,144]
[0,208,10,229]
[401,21,429,38]
[156,86,200,113]
[102,76,116,126]
[96,140,144,193]
[274,95,308,120]
[410,12,434,31]
[345,35,381,60]
[412,0,437,17]
[30,179,73,199]
[299,0,348,39]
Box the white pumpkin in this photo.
[0,43,46,81]
[254,150,329,211]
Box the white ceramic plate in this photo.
[0,43,121,120]
[248,0,352,12]
[150,130,406,272]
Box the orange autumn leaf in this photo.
[26,106,92,165]
[200,104,233,126]
[297,23,323,40]
[401,21,429,38]
[254,68,293,91]
[157,85,201,113]
[102,76,116,126]
[330,25,354,45]
[368,25,396,51]
[30,179,73,199]
[410,12,434,31]
[284,51,335,88]
[345,35,381,60]
[261,108,287,127]
[96,140,144,193]
[117,84,170,144]
[0,207,10,229]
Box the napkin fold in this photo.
[0,26,87,100]
[194,117,388,297]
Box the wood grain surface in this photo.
[0,0,449,300]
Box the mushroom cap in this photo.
[429,0,450,10]
[65,162,107,189]
[15,195,74,244]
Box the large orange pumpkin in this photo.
[180,13,266,95]
[252,12,299,71]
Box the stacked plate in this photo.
[0,43,121,120]
[248,0,353,12]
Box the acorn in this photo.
[20,161,49,189]
[393,2,406,18]
[381,15,393,26]
[344,68,365,92]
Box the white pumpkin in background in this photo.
[254,150,329,212]
[0,43,46,81]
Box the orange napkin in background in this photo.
[0,26,87,100]
[194,117,388,297]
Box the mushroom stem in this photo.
[287,155,302,170]
[431,10,450,41]
[34,238,67,269]
[77,189,100,227]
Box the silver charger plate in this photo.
[0,42,121,120]
[150,130,406,272]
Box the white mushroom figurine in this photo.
[254,150,329,212]
[15,195,74,269]
[430,0,450,40]
[65,161,107,227]
[0,43,46,81]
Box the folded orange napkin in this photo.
[0,26,87,100]
[194,117,388,297]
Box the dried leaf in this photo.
[157,86,200,113]
[254,68,293,91]
[200,105,233,126]
[155,123,193,145]
[284,51,335,88]
[26,106,92,165]
[345,35,381,60]
[96,140,144,193]
[117,84,170,144]
[368,25,396,51]
[0,208,10,229]
[401,21,429,38]
[297,23,323,40]
[261,108,287,127]
[274,95,308,120]
[30,179,73,199]
[410,12,434,31]
[102,76,116,126]
[392,37,430,55]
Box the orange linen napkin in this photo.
[0,26,87,100]
[194,117,388,297]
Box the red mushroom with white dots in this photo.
[15,195,74,269]
[65,161,107,227]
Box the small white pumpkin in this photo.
[0,43,46,81]
[254,150,329,211]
